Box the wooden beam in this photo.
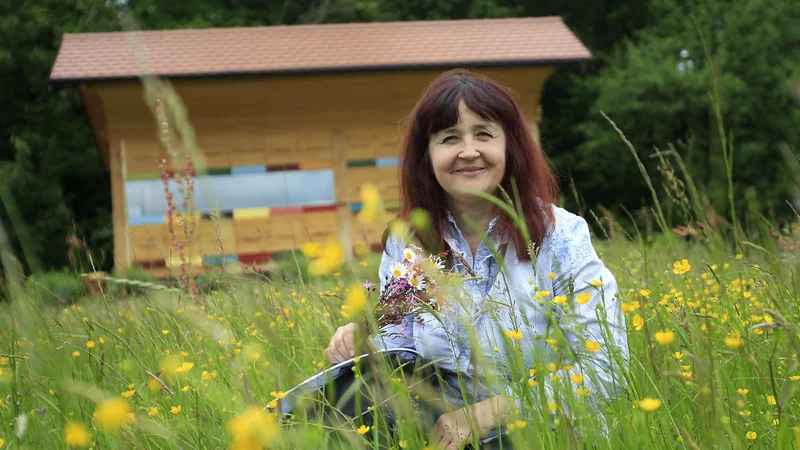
[332,129,353,260]
[110,138,129,268]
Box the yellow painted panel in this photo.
[233,208,271,220]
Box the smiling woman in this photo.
[325,69,629,449]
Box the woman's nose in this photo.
[458,137,481,159]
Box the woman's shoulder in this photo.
[543,204,591,248]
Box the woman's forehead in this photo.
[432,110,500,135]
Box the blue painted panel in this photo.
[231,165,267,175]
[202,255,239,265]
[375,157,399,167]
[129,215,166,226]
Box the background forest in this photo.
[1,0,799,272]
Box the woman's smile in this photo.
[450,166,487,176]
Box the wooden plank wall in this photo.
[91,67,554,274]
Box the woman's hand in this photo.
[323,322,357,363]
[432,407,477,449]
[433,396,512,449]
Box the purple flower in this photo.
[361,280,376,291]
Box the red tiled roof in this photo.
[50,16,592,82]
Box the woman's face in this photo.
[428,100,506,207]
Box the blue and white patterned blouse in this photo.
[373,204,629,410]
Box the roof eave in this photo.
[49,56,594,85]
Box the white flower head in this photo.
[389,262,408,279]
[403,247,418,262]
[408,274,427,291]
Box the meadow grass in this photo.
[0,215,799,449]
[1,37,799,449]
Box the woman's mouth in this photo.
[452,167,486,176]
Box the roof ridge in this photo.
[61,16,565,38]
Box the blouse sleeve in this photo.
[551,215,629,402]
[371,234,416,351]
[505,214,629,434]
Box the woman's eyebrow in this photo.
[436,123,496,135]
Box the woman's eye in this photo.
[477,131,493,138]
[442,136,457,143]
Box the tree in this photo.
[570,0,800,223]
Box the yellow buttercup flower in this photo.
[86,340,95,349]
[654,330,675,345]
[121,389,135,398]
[767,395,777,405]
[357,425,370,435]
[632,314,644,331]
[270,391,286,399]
[575,292,592,304]
[95,398,132,432]
[301,242,322,259]
[357,184,384,224]
[170,405,182,415]
[64,422,91,447]
[746,431,757,440]
[552,295,567,306]
[504,330,523,341]
[673,259,691,275]
[344,284,367,316]
[306,241,345,275]
[589,279,603,288]
[571,374,584,384]
[228,406,279,450]
[639,289,651,297]
[176,362,195,374]
[638,398,662,411]
[725,334,742,349]
[585,340,601,352]
[148,407,159,416]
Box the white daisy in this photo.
[389,262,408,279]
[408,274,427,291]
[403,247,417,262]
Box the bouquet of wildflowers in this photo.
[372,246,450,328]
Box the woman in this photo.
[324,69,629,449]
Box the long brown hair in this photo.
[385,68,558,261]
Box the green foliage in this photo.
[569,0,800,221]
[25,270,85,306]
[2,0,798,276]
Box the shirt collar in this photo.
[444,210,506,244]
